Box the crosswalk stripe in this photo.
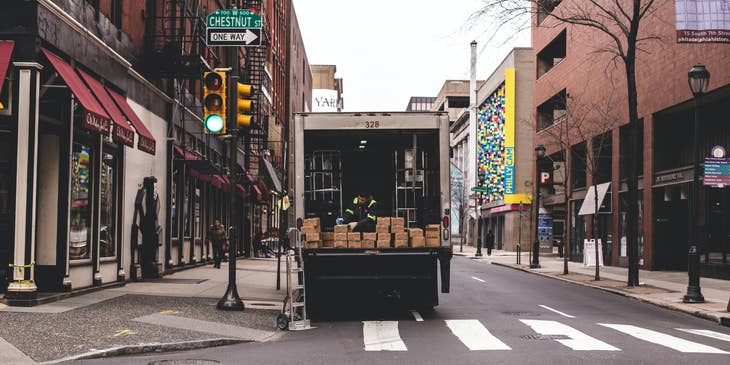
[446,319,511,350]
[538,305,576,318]
[599,324,729,354]
[676,328,730,342]
[520,320,620,351]
[363,321,407,351]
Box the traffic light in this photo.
[236,82,254,128]
[203,71,227,134]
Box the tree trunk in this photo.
[624,5,641,287]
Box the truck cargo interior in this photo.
[304,129,441,231]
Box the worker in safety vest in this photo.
[341,191,378,232]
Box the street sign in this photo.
[206,9,262,47]
[704,157,730,187]
[471,186,488,193]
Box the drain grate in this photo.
[521,334,570,340]
[503,311,541,317]
[149,360,221,365]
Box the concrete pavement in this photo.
[0,257,287,363]
[454,244,730,326]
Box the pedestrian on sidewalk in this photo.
[486,230,495,256]
[208,219,227,269]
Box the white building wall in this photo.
[121,99,168,276]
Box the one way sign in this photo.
[206,28,261,46]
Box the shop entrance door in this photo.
[0,129,15,292]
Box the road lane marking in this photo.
[599,324,728,354]
[112,329,137,337]
[363,321,407,351]
[446,320,511,350]
[471,276,486,283]
[538,305,576,318]
[410,310,424,322]
[676,329,730,342]
[520,320,619,351]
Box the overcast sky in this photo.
[291,0,530,112]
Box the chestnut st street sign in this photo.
[206,9,262,46]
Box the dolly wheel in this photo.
[277,313,290,330]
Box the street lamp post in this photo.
[683,65,709,303]
[531,145,546,269]
[475,194,483,257]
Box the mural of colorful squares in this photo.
[477,83,506,203]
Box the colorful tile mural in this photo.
[477,83,506,203]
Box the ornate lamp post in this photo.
[683,65,709,303]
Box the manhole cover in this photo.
[521,334,570,340]
[148,360,221,365]
[503,312,540,316]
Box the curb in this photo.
[40,338,247,364]
[491,261,730,327]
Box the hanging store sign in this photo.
[206,9,262,46]
[82,110,111,135]
[675,0,730,43]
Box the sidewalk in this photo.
[455,244,730,326]
[0,257,287,363]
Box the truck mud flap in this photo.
[439,247,452,293]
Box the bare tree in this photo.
[474,0,662,285]
[450,165,468,252]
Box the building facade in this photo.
[475,48,534,252]
[311,64,343,112]
[533,1,730,277]
[0,0,309,304]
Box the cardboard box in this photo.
[348,240,362,249]
[321,232,335,241]
[378,217,391,226]
[361,239,375,248]
[322,240,334,248]
[425,230,440,239]
[334,240,348,248]
[411,236,426,248]
[425,224,440,231]
[407,228,423,237]
[426,237,440,247]
[347,232,362,241]
[394,232,408,241]
[302,232,320,242]
[334,233,348,241]
[394,240,408,248]
[334,225,349,234]
[362,232,377,241]
[304,241,321,249]
[376,225,390,233]
[390,217,405,226]
[303,217,321,227]
[301,227,319,237]
[376,240,392,248]
[377,233,392,241]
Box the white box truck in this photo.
[293,112,453,313]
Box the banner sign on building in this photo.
[312,89,338,112]
[676,0,730,43]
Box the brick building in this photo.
[533,1,730,276]
[0,0,311,304]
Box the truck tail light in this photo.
[442,216,449,228]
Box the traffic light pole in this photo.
[217,43,245,311]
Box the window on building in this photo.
[184,177,192,237]
[110,0,123,30]
[70,142,94,260]
[571,141,587,190]
[537,89,567,130]
[195,182,202,239]
[537,30,566,78]
[99,150,117,257]
[537,0,563,25]
[591,131,612,184]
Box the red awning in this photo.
[42,48,111,134]
[106,87,156,155]
[173,145,198,160]
[77,69,135,147]
[0,41,14,96]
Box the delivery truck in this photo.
[292,112,453,314]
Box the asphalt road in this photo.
[70,256,730,365]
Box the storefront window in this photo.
[570,200,586,261]
[183,177,192,237]
[70,142,93,260]
[194,182,202,238]
[99,151,116,257]
[171,167,179,238]
[620,193,644,265]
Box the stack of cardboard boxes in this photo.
[301,216,441,249]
